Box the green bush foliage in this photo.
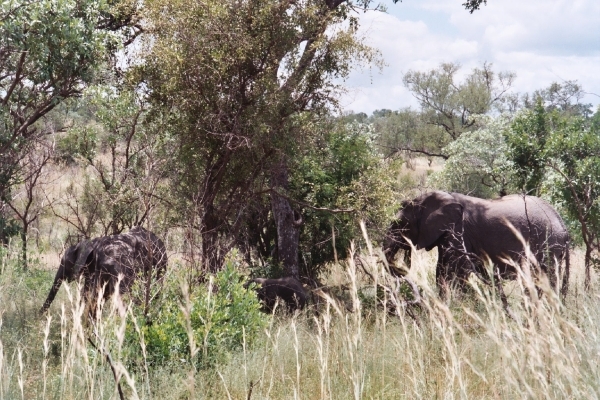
[429,115,517,198]
[504,101,551,195]
[55,126,98,165]
[290,121,402,276]
[126,262,268,369]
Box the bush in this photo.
[429,114,517,198]
[291,121,402,276]
[125,262,268,370]
[54,126,98,165]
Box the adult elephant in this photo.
[245,277,307,312]
[41,226,168,316]
[382,191,570,303]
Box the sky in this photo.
[339,0,600,114]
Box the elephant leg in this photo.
[436,247,470,300]
[561,245,570,299]
[82,286,98,322]
[436,262,451,301]
[455,268,472,294]
[549,247,569,299]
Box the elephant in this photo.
[41,226,168,317]
[382,191,570,304]
[245,277,307,312]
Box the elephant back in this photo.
[497,195,568,247]
[455,193,569,267]
[128,226,168,278]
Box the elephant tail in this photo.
[561,239,570,299]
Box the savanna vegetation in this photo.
[1,0,599,398]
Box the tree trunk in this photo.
[270,159,302,279]
[21,227,27,270]
[584,245,592,290]
[201,205,224,274]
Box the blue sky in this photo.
[340,0,600,114]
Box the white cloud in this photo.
[341,0,600,113]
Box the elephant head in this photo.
[383,192,463,276]
[40,240,95,313]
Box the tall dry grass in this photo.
[0,238,599,399]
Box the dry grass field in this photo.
[0,235,598,399]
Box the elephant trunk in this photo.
[387,248,410,277]
[383,235,411,277]
[40,264,66,314]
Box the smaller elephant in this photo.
[41,226,167,317]
[246,277,307,312]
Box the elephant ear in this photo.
[417,202,463,251]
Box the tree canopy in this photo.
[0,0,137,242]
[137,0,380,276]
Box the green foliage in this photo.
[126,262,268,369]
[0,0,117,93]
[504,101,551,194]
[139,0,380,273]
[542,109,600,252]
[429,115,517,198]
[290,121,401,275]
[504,100,600,277]
[55,126,99,165]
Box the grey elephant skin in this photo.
[41,226,167,315]
[383,191,570,298]
[246,277,307,312]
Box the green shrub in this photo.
[126,262,268,370]
[54,126,98,165]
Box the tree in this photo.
[6,138,55,268]
[290,120,400,277]
[374,63,515,163]
[504,101,550,195]
[373,108,448,161]
[52,86,169,238]
[140,0,378,277]
[0,0,138,242]
[403,62,515,142]
[429,115,517,198]
[235,119,400,280]
[522,80,593,118]
[543,109,600,289]
[505,81,594,195]
[504,96,600,289]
